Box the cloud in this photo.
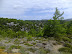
[0,0,72,20]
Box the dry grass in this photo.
[0,49,21,54]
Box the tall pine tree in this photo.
[43,8,66,38]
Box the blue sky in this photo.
[0,0,72,20]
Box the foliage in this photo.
[0,8,71,46]
[58,47,72,53]
[64,43,72,49]
[20,47,28,54]
[28,29,37,36]
[24,43,33,46]
[27,35,33,41]
[37,48,47,54]
[62,37,71,43]
[0,46,5,49]
[43,8,66,40]
[60,52,72,54]
[9,45,21,49]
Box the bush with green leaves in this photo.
[28,29,37,37]
[14,38,20,44]
[20,47,28,54]
[58,47,72,53]
[59,52,72,54]
[9,45,21,49]
[43,8,66,39]
[0,46,5,49]
[27,35,33,41]
[24,43,33,46]
[37,48,47,54]
[62,37,71,43]
[64,43,72,49]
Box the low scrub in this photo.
[58,47,72,53]
[0,46,5,49]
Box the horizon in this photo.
[0,0,72,20]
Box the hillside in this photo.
[65,18,72,21]
[0,8,72,54]
[0,17,71,54]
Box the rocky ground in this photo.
[0,37,64,54]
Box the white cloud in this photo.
[0,0,72,19]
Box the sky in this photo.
[0,0,72,20]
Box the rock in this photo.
[35,40,39,42]
[23,37,27,41]
[31,47,39,51]
[0,42,5,46]
[36,43,44,48]
[35,49,46,54]
[28,41,35,44]
[44,42,53,52]
[42,43,47,45]
[25,51,34,54]
[60,41,65,44]
[35,40,42,43]
[19,44,27,48]
[35,50,39,54]
[12,49,20,53]
[20,41,24,44]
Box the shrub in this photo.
[58,47,72,53]
[20,47,28,54]
[60,52,72,54]
[28,48,36,53]
[28,29,37,37]
[24,43,33,46]
[62,37,71,43]
[27,35,33,41]
[9,45,21,49]
[64,43,72,49]
[14,38,20,44]
[37,48,47,54]
[0,46,5,49]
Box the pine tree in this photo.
[43,8,66,38]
